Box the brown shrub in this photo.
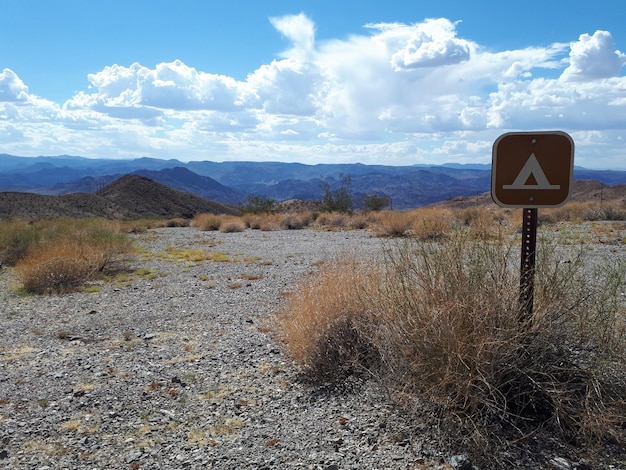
[241,213,262,229]
[277,230,626,455]
[17,246,94,293]
[280,212,312,230]
[219,216,247,233]
[409,207,453,239]
[11,218,133,293]
[315,212,349,229]
[372,210,413,237]
[258,214,282,231]
[192,213,222,231]
[276,259,380,381]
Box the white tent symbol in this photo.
[502,153,560,190]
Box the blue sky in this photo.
[1,1,626,169]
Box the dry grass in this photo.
[276,258,381,381]
[276,228,626,459]
[371,210,414,237]
[0,220,42,265]
[191,213,222,231]
[10,219,134,294]
[314,212,349,230]
[280,212,313,230]
[218,216,247,233]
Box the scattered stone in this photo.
[0,228,622,469]
[549,457,571,469]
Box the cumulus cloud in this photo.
[367,18,472,70]
[0,69,29,102]
[270,13,316,60]
[2,16,626,167]
[561,30,626,81]
[76,60,251,118]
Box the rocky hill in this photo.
[0,174,238,220]
[432,179,626,209]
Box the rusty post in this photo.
[520,208,538,322]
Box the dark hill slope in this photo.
[95,174,238,218]
[0,192,131,219]
[0,175,238,220]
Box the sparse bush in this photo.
[13,219,133,293]
[410,207,454,239]
[320,174,353,213]
[241,213,262,229]
[315,211,349,229]
[258,214,282,231]
[280,212,312,230]
[192,213,222,231]
[0,221,42,265]
[346,213,370,230]
[17,245,95,293]
[277,229,626,461]
[219,216,247,233]
[166,218,189,227]
[360,192,391,211]
[372,210,413,237]
[457,207,508,240]
[276,259,380,382]
[240,195,277,214]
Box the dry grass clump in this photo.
[455,207,513,240]
[276,259,381,382]
[11,218,134,294]
[371,210,414,237]
[241,213,262,229]
[218,216,247,233]
[410,207,455,239]
[0,220,42,266]
[279,212,313,230]
[191,213,223,231]
[258,214,282,231]
[277,229,626,459]
[541,200,626,224]
[315,212,349,230]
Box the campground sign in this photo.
[491,131,574,208]
[491,130,575,321]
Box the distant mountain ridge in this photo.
[2,154,626,209]
[0,174,237,220]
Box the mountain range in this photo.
[2,154,626,210]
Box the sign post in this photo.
[491,131,574,322]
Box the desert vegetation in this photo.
[3,196,625,296]
[0,218,133,293]
[1,198,626,466]
[275,221,626,463]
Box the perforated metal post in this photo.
[520,208,538,321]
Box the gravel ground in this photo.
[1,226,625,469]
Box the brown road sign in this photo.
[491,131,574,208]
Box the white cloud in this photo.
[1,16,626,167]
[561,30,626,81]
[0,68,29,102]
[367,18,472,70]
[270,13,316,60]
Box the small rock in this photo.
[549,457,571,469]
[143,333,156,340]
[450,454,475,470]
[126,451,143,463]
[0,449,8,459]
